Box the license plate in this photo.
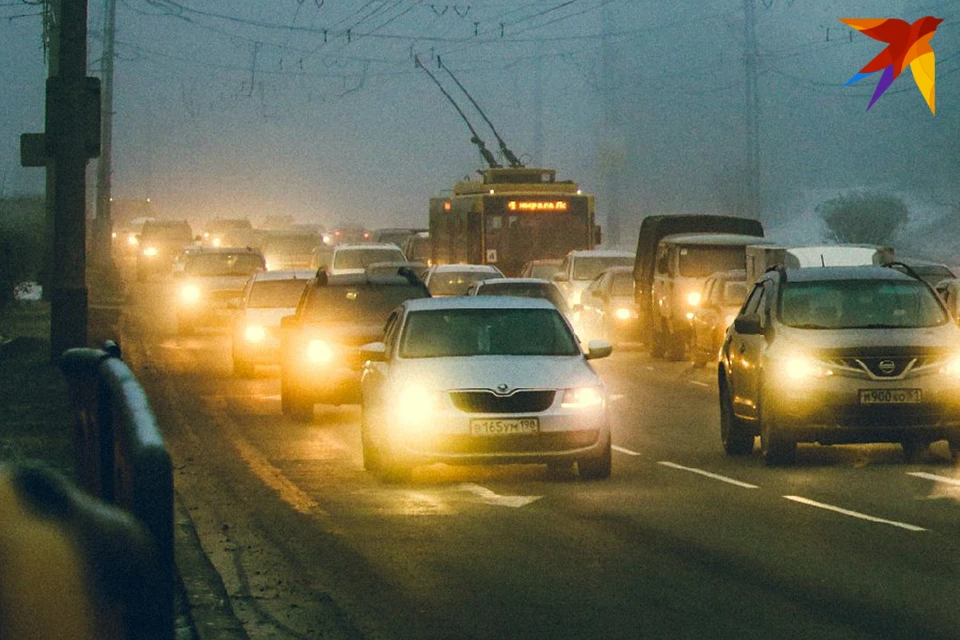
[859,389,922,404]
[470,418,540,436]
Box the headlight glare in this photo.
[615,307,636,321]
[306,339,333,363]
[143,246,158,257]
[396,384,440,429]
[782,355,833,380]
[244,325,267,343]
[561,386,604,409]
[180,285,201,303]
[686,291,702,307]
[939,355,960,377]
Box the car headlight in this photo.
[615,307,637,321]
[561,386,604,409]
[212,237,222,247]
[306,339,334,363]
[686,291,702,307]
[939,354,960,377]
[244,325,267,343]
[127,234,139,246]
[180,285,201,304]
[781,354,833,380]
[143,246,158,257]
[395,384,441,430]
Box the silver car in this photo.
[719,264,960,465]
[360,297,613,482]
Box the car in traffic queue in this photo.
[519,258,562,280]
[718,264,960,466]
[309,242,407,276]
[261,230,321,271]
[467,277,572,317]
[201,218,253,248]
[173,246,265,335]
[576,266,641,345]
[690,269,748,367]
[136,219,194,281]
[551,249,635,309]
[421,264,504,297]
[359,296,613,482]
[279,267,431,421]
[229,269,314,377]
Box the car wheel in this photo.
[948,438,960,461]
[578,436,612,480]
[719,380,754,455]
[281,377,313,422]
[649,323,666,359]
[360,412,381,472]
[759,392,795,466]
[901,440,927,463]
[691,345,708,368]
[233,357,255,378]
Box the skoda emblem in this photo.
[878,360,896,374]
[497,383,509,394]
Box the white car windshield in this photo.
[400,308,580,358]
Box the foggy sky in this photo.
[2,0,956,251]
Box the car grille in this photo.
[448,390,556,414]
[413,429,600,454]
[819,347,950,379]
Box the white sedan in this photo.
[360,296,613,482]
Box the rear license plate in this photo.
[859,389,922,404]
[470,418,540,436]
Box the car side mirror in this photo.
[280,314,298,329]
[360,341,387,362]
[585,339,612,360]
[733,315,763,335]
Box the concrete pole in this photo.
[94,0,116,271]
[49,0,90,358]
[42,0,61,301]
[743,0,761,219]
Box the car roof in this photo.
[429,264,501,272]
[313,272,427,288]
[404,296,556,311]
[566,249,634,258]
[251,269,315,282]
[663,233,776,245]
[524,258,561,264]
[185,246,263,255]
[477,277,553,286]
[768,265,917,283]
[333,243,401,251]
[596,266,634,276]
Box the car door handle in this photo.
[738,344,746,355]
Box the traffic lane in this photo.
[595,348,960,533]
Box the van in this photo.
[650,233,775,359]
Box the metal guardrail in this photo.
[59,340,173,640]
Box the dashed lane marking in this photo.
[612,445,641,456]
[783,495,927,532]
[658,461,759,489]
[232,437,330,518]
[689,381,711,388]
[610,393,626,401]
[907,472,960,487]
[457,484,542,508]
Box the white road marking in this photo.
[232,437,329,517]
[689,381,711,388]
[907,472,960,487]
[457,483,542,508]
[610,393,626,401]
[612,445,641,456]
[783,496,927,532]
[658,461,758,489]
[255,394,282,401]
[645,366,655,371]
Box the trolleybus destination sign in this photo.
[507,200,569,212]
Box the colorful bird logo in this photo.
[840,16,942,114]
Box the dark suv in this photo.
[279,267,430,421]
[173,246,265,335]
[719,264,960,465]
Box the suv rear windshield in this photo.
[400,308,580,358]
[184,253,264,276]
[302,284,427,323]
[475,282,569,313]
[678,246,746,278]
[779,280,948,329]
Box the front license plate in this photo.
[470,418,540,436]
[859,389,922,404]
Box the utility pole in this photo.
[94,0,117,273]
[533,54,544,167]
[598,2,624,248]
[743,0,761,219]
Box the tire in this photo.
[578,436,612,480]
[281,377,313,422]
[948,438,960,461]
[233,357,255,378]
[719,380,754,455]
[759,391,795,466]
[360,412,381,472]
[901,440,927,463]
[692,345,708,368]
[665,327,687,361]
[649,322,666,359]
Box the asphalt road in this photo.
[122,276,960,640]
